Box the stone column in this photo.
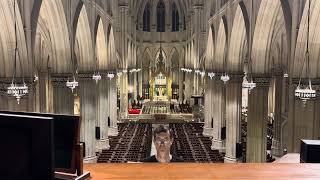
[119,5,129,118]
[203,76,213,137]
[224,79,242,163]
[108,77,118,136]
[271,76,282,157]
[138,70,143,98]
[80,79,97,163]
[211,79,224,152]
[96,79,110,152]
[133,72,138,101]
[39,71,53,113]
[184,72,191,103]
[178,69,183,102]
[247,79,269,163]
[52,79,74,115]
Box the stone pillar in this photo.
[211,79,224,152]
[39,71,53,113]
[108,77,118,136]
[224,79,242,163]
[119,5,129,118]
[52,80,74,115]
[133,72,138,101]
[184,72,191,103]
[203,77,213,137]
[247,79,269,163]
[271,76,282,157]
[178,69,183,102]
[138,70,143,98]
[80,79,97,163]
[96,79,110,152]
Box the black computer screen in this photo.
[0,113,55,180]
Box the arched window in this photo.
[157,0,165,32]
[143,3,151,32]
[172,3,179,32]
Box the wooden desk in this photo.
[84,163,320,180]
[274,153,300,163]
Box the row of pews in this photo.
[170,123,224,163]
[98,123,152,163]
[97,122,224,163]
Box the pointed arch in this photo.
[96,18,107,71]
[107,25,116,69]
[251,0,286,75]
[293,0,320,78]
[228,5,247,73]
[157,0,166,32]
[215,20,227,72]
[170,48,179,68]
[172,2,179,32]
[205,25,214,71]
[75,5,93,72]
[35,0,70,73]
[0,0,29,77]
[143,2,151,32]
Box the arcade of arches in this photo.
[0,0,319,164]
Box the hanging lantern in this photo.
[242,73,256,93]
[208,72,215,79]
[66,77,78,93]
[7,0,28,104]
[92,73,101,84]
[7,83,28,104]
[295,0,316,103]
[107,73,115,79]
[221,74,230,84]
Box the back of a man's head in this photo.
[153,125,173,140]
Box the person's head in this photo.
[153,125,173,155]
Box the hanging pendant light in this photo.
[66,0,78,92]
[242,72,256,93]
[7,0,28,104]
[107,72,115,79]
[295,0,316,103]
[221,73,230,84]
[242,0,256,92]
[66,77,78,93]
[221,4,230,84]
[91,0,101,84]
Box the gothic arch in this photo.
[214,19,227,72]
[228,4,247,73]
[293,0,320,78]
[35,0,70,73]
[0,0,29,77]
[251,0,287,75]
[75,5,93,72]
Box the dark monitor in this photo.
[0,113,55,180]
[300,139,320,163]
[0,111,80,174]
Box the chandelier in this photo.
[220,74,230,84]
[242,72,256,93]
[208,72,215,79]
[66,0,79,92]
[66,77,78,93]
[295,0,316,103]
[7,0,28,104]
[91,0,101,84]
[92,72,101,84]
[107,73,115,79]
[242,0,256,92]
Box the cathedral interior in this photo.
[0,0,320,178]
